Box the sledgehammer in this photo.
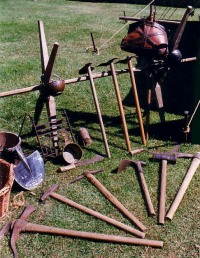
[153,153,176,224]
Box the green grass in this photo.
[0,1,200,257]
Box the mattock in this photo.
[40,184,145,238]
[117,159,156,217]
[0,206,164,258]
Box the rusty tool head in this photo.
[9,205,36,258]
[152,153,177,163]
[40,184,59,201]
[117,159,146,174]
[97,58,118,67]
[68,168,104,184]
[78,63,94,75]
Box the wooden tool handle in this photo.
[25,222,163,247]
[58,163,76,172]
[84,172,147,232]
[128,58,146,146]
[159,160,167,224]
[51,192,145,238]
[139,172,155,216]
[110,62,131,152]
[88,66,111,158]
[166,152,200,220]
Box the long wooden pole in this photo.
[23,222,163,247]
[0,68,141,98]
[87,65,111,159]
[127,58,146,146]
[84,172,147,232]
[110,62,131,152]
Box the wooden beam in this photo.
[119,16,181,25]
[0,68,141,98]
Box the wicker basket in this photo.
[0,159,14,218]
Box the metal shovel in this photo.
[14,150,45,190]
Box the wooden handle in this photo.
[38,20,49,73]
[110,62,131,152]
[50,192,145,238]
[88,66,111,159]
[159,160,167,224]
[84,172,147,232]
[25,222,163,248]
[166,152,200,220]
[128,59,146,146]
[58,163,76,172]
[138,172,155,216]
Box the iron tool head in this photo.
[97,58,118,67]
[79,63,94,75]
[117,159,146,174]
[40,184,59,201]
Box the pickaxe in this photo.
[0,205,163,257]
[117,159,156,217]
[40,184,145,238]
[69,169,147,231]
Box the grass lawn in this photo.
[0,1,200,257]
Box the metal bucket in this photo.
[62,141,82,164]
[0,131,21,163]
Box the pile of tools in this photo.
[1,146,199,257]
[0,6,199,255]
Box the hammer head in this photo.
[152,153,177,163]
[117,159,146,174]
[40,184,59,201]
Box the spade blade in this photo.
[14,150,45,190]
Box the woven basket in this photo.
[0,159,14,218]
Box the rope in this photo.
[188,100,200,128]
[97,0,156,52]
[12,191,25,209]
